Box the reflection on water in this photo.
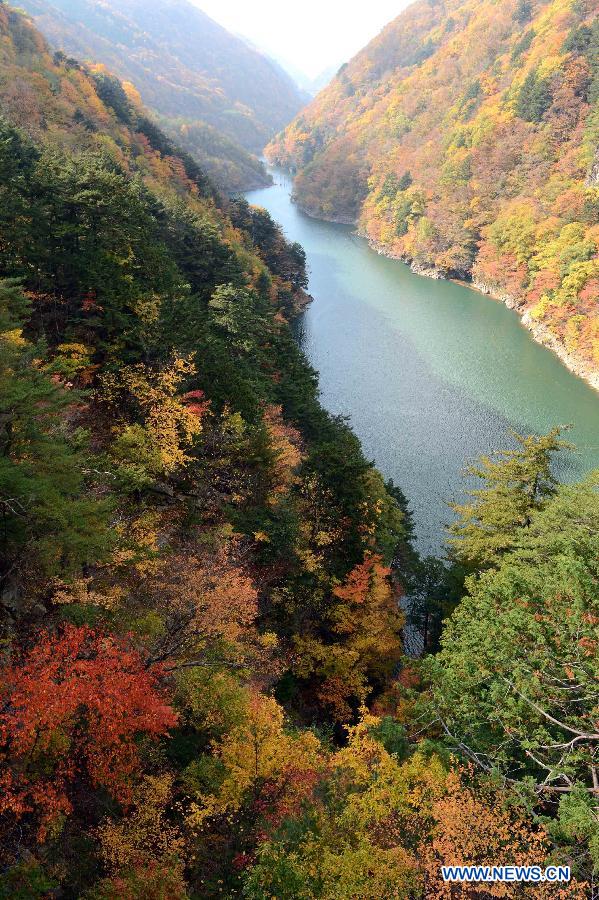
[246,169,599,554]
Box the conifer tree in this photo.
[447,428,567,571]
[0,281,110,601]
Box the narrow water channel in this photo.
[245,168,599,554]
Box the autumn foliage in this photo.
[268,0,599,382]
[0,626,177,840]
[0,3,595,896]
[16,0,307,192]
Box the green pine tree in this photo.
[0,281,112,605]
[447,428,568,571]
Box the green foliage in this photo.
[368,716,410,760]
[0,276,29,332]
[0,281,112,589]
[92,71,133,124]
[447,428,567,570]
[403,555,464,653]
[564,18,599,104]
[429,474,599,875]
[515,69,553,123]
[514,0,532,24]
[169,117,269,192]
[159,201,242,300]
[0,119,185,359]
[0,116,40,274]
[0,859,57,899]
[229,199,309,298]
[511,29,535,61]
[551,786,599,872]
[377,171,413,201]
[393,188,425,237]
[462,78,481,103]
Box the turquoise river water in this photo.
[245,169,599,554]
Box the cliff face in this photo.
[267,0,599,386]
[17,0,308,189]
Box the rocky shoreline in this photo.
[472,281,599,393]
[365,236,599,395]
[275,184,599,394]
[521,311,599,392]
[295,204,356,226]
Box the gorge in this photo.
[1,0,598,893]
[246,167,599,553]
[266,0,599,393]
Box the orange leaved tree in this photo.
[0,625,177,841]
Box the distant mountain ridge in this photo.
[18,0,307,189]
[267,0,599,388]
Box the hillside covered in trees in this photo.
[0,4,598,897]
[17,0,308,190]
[267,0,599,389]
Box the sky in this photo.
[194,0,413,81]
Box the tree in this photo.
[91,71,134,125]
[0,126,184,358]
[266,0,598,380]
[228,200,309,295]
[186,693,322,825]
[514,0,532,24]
[430,476,599,811]
[263,404,303,503]
[87,862,189,900]
[0,625,177,842]
[516,70,553,123]
[423,769,585,899]
[95,774,186,890]
[159,201,242,299]
[105,354,207,486]
[244,715,586,897]
[331,552,404,688]
[243,714,428,899]
[447,429,567,571]
[0,12,426,893]
[402,556,462,654]
[0,117,40,276]
[0,281,111,597]
[142,541,260,670]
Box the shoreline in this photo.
[362,233,599,395]
[263,174,599,394]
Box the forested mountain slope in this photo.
[0,6,413,893]
[0,6,597,897]
[17,0,307,189]
[267,0,599,388]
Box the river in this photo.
[245,169,599,555]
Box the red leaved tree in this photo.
[0,625,177,841]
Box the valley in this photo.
[18,0,307,190]
[0,0,598,894]
[267,0,599,389]
[247,167,599,553]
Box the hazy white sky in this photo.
[194,1,412,79]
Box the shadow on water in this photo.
[246,169,599,555]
